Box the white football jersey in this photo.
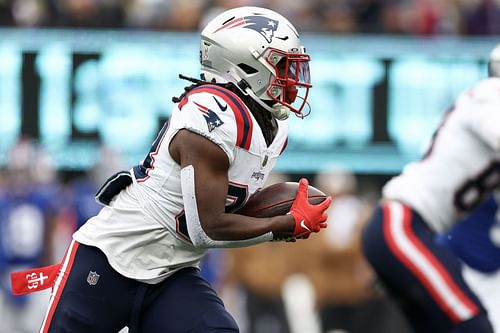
[74,84,288,283]
[383,78,500,233]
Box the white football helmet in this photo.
[489,43,500,78]
[200,6,312,120]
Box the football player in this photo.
[16,7,331,333]
[435,52,500,330]
[361,43,500,333]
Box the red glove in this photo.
[289,178,332,238]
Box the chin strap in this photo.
[240,82,291,120]
[270,104,291,120]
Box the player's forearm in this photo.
[186,213,294,248]
[201,213,294,241]
[181,164,295,247]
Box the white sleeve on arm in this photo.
[180,165,273,248]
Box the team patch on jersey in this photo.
[188,85,253,150]
[193,101,224,132]
[214,15,279,43]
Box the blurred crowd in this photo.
[0,0,499,35]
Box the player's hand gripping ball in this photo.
[236,179,332,240]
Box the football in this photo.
[236,181,328,218]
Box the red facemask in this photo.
[265,48,312,118]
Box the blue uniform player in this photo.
[437,194,500,332]
[437,195,500,274]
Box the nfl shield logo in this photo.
[87,271,100,286]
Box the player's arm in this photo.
[170,129,290,242]
[169,129,330,247]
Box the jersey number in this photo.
[454,161,500,211]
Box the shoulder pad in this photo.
[179,85,254,150]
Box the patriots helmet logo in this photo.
[242,15,279,43]
[193,101,224,132]
[214,15,279,43]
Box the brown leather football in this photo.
[236,181,327,218]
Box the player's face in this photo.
[266,48,311,117]
[276,60,298,103]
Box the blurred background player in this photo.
[0,139,58,333]
[28,6,331,333]
[433,33,500,317]
[439,44,500,325]
[361,44,500,333]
